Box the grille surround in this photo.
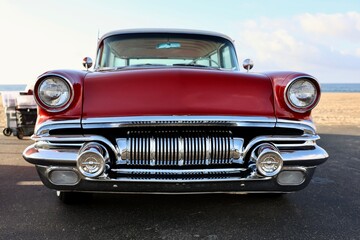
[116,130,243,166]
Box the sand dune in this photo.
[1,93,359,130]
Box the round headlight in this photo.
[37,76,73,111]
[285,77,319,113]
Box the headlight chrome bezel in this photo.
[35,74,74,112]
[284,76,320,113]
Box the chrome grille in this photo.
[117,130,243,166]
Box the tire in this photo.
[56,191,92,204]
[16,128,24,139]
[3,128,12,137]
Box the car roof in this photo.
[99,28,234,43]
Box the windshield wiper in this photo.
[98,64,168,71]
[173,63,220,69]
[127,64,167,68]
[98,63,220,72]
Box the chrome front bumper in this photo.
[35,165,316,193]
[23,117,329,193]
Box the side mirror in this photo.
[242,59,254,72]
[82,57,93,70]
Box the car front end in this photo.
[23,29,328,201]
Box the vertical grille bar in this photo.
[219,135,223,164]
[135,134,139,164]
[210,136,214,165]
[173,137,177,166]
[140,135,144,165]
[160,134,164,166]
[154,136,157,164]
[130,135,133,163]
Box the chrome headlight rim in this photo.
[284,76,320,113]
[35,74,74,112]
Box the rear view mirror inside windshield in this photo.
[156,42,181,49]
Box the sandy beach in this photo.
[1,93,359,129]
[312,93,360,127]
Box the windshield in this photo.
[95,33,239,71]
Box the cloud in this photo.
[297,12,360,41]
[0,1,97,84]
[235,12,360,82]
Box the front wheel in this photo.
[56,191,92,204]
[3,128,12,136]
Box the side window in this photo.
[108,52,126,67]
[108,52,115,67]
[220,46,232,69]
[96,45,103,68]
[210,52,219,67]
[100,44,109,68]
[114,56,126,67]
[196,58,211,66]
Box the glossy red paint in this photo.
[264,71,321,121]
[34,69,321,124]
[82,68,275,118]
[34,70,87,126]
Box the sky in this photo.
[0,0,359,84]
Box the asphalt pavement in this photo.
[0,125,359,240]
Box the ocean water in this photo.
[321,83,360,93]
[1,83,360,93]
[0,84,27,92]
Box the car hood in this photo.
[82,68,275,118]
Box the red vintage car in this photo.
[23,29,328,203]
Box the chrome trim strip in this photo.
[33,117,318,137]
[34,119,81,137]
[32,135,87,141]
[82,116,276,128]
[280,146,329,163]
[276,119,317,135]
[111,168,247,175]
[273,141,316,149]
[29,135,120,160]
[35,141,83,149]
[242,134,320,157]
[23,144,78,165]
[84,175,271,183]
[101,166,308,183]
[60,191,293,194]
[92,177,264,183]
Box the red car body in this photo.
[24,29,328,203]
